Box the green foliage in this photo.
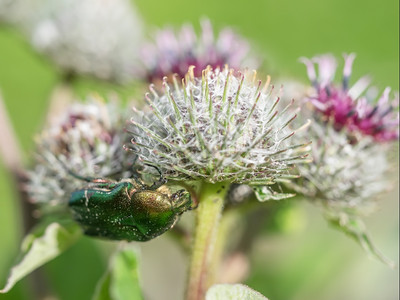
[0,220,81,293]
[206,284,268,300]
[329,216,396,268]
[254,186,296,202]
[93,246,143,300]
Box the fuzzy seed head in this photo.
[128,66,309,185]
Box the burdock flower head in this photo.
[292,123,388,215]
[289,119,395,265]
[128,66,309,198]
[140,19,260,83]
[0,0,24,24]
[300,54,399,142]
[21,0,143,82]
[26,97,134,207]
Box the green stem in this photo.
[207,209,240,287]
[185,181,228,300]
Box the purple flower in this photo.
[300,54,399,142]
[354,88,399,142]
[140,19,259,82]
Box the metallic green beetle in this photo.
[68,169,192,242]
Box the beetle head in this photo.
[171,189,192,214]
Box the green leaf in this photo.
[329,216,396,268]
[93,272,113,300]
[93,245,143,300]
[206,284,269,300]
[253,186,295,202]
[0,220,81,293]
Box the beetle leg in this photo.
[145,164,167,190]
[127,172,145,189]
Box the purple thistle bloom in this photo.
[300,54,399,142]
[354,88,399,142]
[140,19,259,82]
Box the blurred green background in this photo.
[0,0,398,299]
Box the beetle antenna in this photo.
[54,156,92,182]
[55,156,110,183]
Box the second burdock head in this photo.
[140,19,260,83]
[284,55,399,264]
[26,96,134,209]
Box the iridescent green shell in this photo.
[69,181,191,241]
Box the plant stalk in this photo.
[185,181,228,300]
[0,92,49,299]
[207,209,240,286]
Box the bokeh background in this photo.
[0,0,398,299]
